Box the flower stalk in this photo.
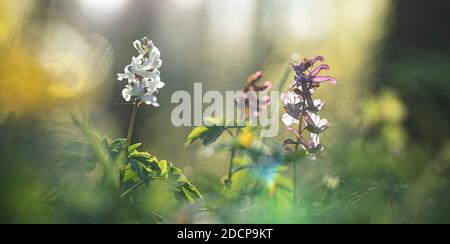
[293,143,299,205]
[225,128,240,188]
[281,54,337,206]
[225,71,272,188]
[117,37,165,193]
[127,99,139,146]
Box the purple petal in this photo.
[311,76,337,86]
[291,56,325,74]
[263,81,272,91]
[307,56,325,67]
[248,71,263,86]
[310,64,329,76]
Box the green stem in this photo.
[121,100,139,192]
[293,111,304,206]
[121,182,145,198]
[293,144,299,206]
[127,100,139,146]
[226,128,240,188]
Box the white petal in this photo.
[122,88,132,101]
[318,119,330,132]
[156,81,165,89]
[117,73,126,81]
[282,113,298,127]
[310,133,320,146]
[313,99,325,111]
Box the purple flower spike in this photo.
[281,54,337,155]
[237,71,273,119]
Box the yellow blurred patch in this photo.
[0,1,33,42]
[362,89,407,126]
[0,45,57,116]
[382,123,407,148]
[378,90,407,123]
[239,131,254,148]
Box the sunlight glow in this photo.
[288,0,336,41]
[171,0,202,9]
[78,0,127,21]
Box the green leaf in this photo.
[108,138,128,152]
[274,175,293,192]
[129,150,152,161]
[166,163,202,203]
[185,126,207,145]
[173,181,203,203]
[232,154,253,167]
[225,167,257,192]
[203,117,223,126]
[158,160,168,177]
[202,127,226,145]
[59,141,98,171]
[130,159,151,185]
[185,122,226,146]
[283,149,307,163]
[168,163,182,179]
[283,139,298,146]
[147,161,162,177]
[128,143,142,153]
[123,165,140,182]
[273,165,288,173]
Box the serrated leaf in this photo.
[158,160,168,177]
[108,138,128,152]
[123,165,140,182]
[130,159,151,185]
[172,181,203,203]
[141,167,150,185]
[128,143,142,153]
[168,163,182,177]
[129,150,152,161]
[147,161,162,176]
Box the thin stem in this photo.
[127,100,139,146]
[121,99,139,193]
[226,128,241,188]
[293,108,305,206]
[293,144,299,206]
[121,182,145,198]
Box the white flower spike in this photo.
[117,37,164,107]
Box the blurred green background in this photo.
[0,0,449,223]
